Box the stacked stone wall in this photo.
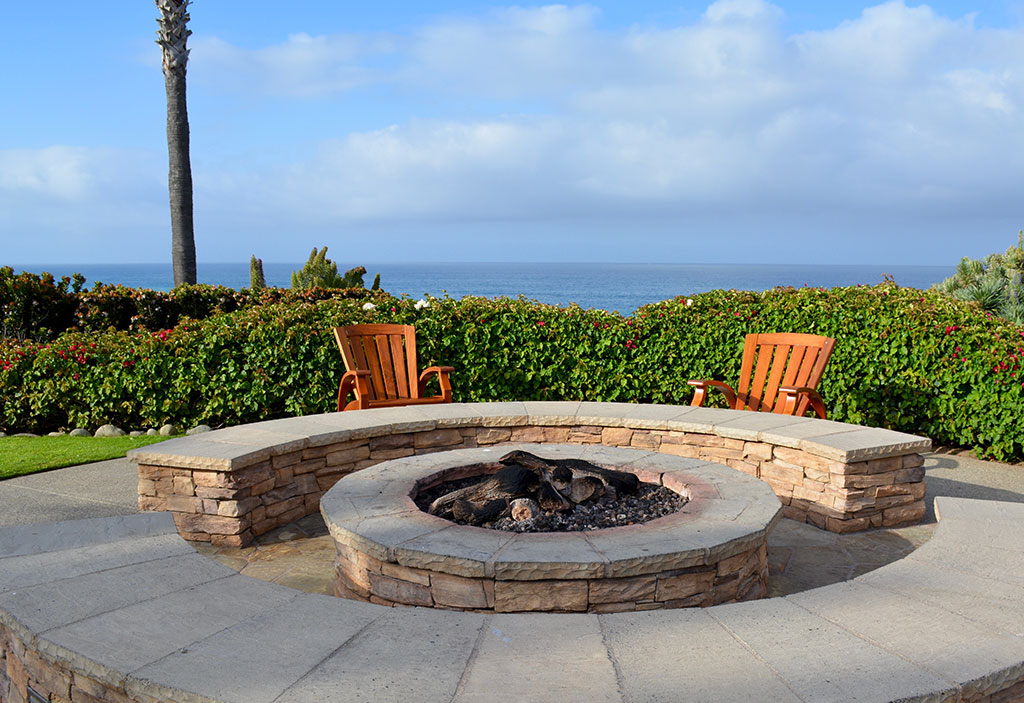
[334,540,768,613]
[1,621,142,703]
[137,422,926,547]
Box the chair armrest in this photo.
[777,385,827,419]
[687,380,737,409]
[418,366,455,402]
[338,369,372,411]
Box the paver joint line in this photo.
[704,610,811,703]
[267,610,387,703]
[447,613,494,703]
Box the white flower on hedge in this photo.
[686,299,694,307]
[414,299,430,310]
[362,302,376,311]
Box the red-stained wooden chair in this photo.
[688,332,836,418]
[333,324,454,411]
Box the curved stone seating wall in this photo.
[128,402,931,547]
[3,498,1024,703]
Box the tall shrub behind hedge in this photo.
[0,267,84,341]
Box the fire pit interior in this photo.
[321,444,783,613]
[414,450,688,532]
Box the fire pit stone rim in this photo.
[323,443,782,584]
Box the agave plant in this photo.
[933,231,1024,321]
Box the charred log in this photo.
[451,499,509,526]
[499,451,639,495]
[428,464,538,518]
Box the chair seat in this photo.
[341,395,451,412]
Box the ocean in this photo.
[8,262,952,314]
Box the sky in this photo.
[2,0,1023,266]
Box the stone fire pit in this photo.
[322,443,783,613]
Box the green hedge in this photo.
[2,284,1023,461]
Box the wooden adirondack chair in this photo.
[687,333,836,418]
[333,324,454,411]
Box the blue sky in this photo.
[2,0,1022,265]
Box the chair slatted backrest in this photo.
[334,324,419,402]
[736,333,836,414]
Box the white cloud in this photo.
[204,0,1018,229]
[0,147,166,260]
[0,146,99,199]
[190,32,395,97]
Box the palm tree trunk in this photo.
[156,0,197,286]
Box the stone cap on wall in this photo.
[127,402,932,472]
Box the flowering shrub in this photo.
[2,283,1023,460]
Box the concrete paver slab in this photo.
[129,593,382,703]
[0,458,140,528]
[43,574,300,676]
[710,598,954,702]
[0,511,171,557]
[803,428,931,462]
[273,606,485,703]
[0,553,234,633]
[856,558,1024,637]
[0,533,193,593]
[600,609,803,703]
[789,580,1024,698]
[456,613,620,703]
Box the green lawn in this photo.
[0,435,173,480]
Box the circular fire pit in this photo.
[321,444,783,613]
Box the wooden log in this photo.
[568,476,604,504]
[537,484,571,512]
[452,498,509,526]
[510,498,541,521]
[428,465,538,518]
[500,451,639,495]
